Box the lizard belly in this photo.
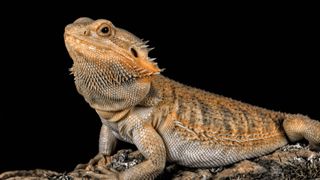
[161,131,288,168]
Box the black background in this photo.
[0,3,319,173]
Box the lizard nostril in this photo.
[83,30,90,36]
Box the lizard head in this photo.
[64,17,161,80]
[64,17,161,111]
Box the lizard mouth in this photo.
[64,33,111,52]
[65,34,142,62]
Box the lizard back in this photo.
[153,76,285,144]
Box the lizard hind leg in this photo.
[283,114,320,151]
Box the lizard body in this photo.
[64,17,320,179]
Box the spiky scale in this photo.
[149,58,156,62]
[148,47,155,52]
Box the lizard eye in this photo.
[130,47,138,58]
[101,27,109,33]
[97,24,111,36]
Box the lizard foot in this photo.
[70,166,119,180]
[75,153,111,171]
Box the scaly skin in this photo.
[64,17,320,179]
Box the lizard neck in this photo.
[139,76,164,106]
[96,108,132,123]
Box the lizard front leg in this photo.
[75,124,117,170]
[120,123,166,179]
[99,124,118,155]
[81,122,166,180]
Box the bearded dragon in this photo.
[64,17,320,179]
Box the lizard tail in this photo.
[283,114,320,151]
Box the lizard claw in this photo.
[75,153,111,171]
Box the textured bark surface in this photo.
[1,143,319,180]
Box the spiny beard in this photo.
[70,56,138,93]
